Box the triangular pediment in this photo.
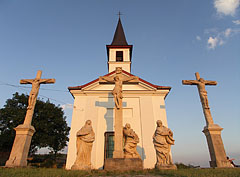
[83,80,156,91]
[68,70,171,92]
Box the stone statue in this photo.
[71,120,95,170]
[182,72,217,125]
[153,120,175,168]
[112,76,123,109]
[123,123,141,158]
[99,67,139,158]
[99,67,138,109]
[20,71,55,110]
[5,70,55,167]
[182,72,232,168]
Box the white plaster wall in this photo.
[109,49,130,62]
[95,96,114,169]
[66,90,169,169]
[66,96,86,169]
[90,84,150,91]
[139,96,156,168]
[152,96,169,127]
[108,48,131,73]
[65,96,99,169]
[108,62,131,73]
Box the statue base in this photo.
[71,164,91,170]
[155,164,177,170]
[5,124,35,167]
[202,124,233,168]
[104,158,143,171]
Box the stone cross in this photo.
[182,72,217,125]
[20,70,55,125]
[5,70,55,167]
[182,72,232,168]
[99,67,138,158]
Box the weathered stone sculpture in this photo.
[99,67,138,158]
[100,68,143,171]
[182,72,232,168]
[123,123,141,158]
[5,70,55,167]
[71,120,95,170]
[153,120,176,169]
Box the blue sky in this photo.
[0,0,239,167]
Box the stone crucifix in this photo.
[5,70,55,167]
[20,70,56,125]
[99,67,138,158]
[182,73,233,168]
[182,72,217,125]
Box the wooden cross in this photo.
[182,72,217,125]
[99,67,138,158]
[20,70,55,125]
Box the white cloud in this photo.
[206,27,240,49]
[61,104,73,110]
[214,0,240,16]
[219,39,225,45]
[233,19,240,24]
[196,36,201,41]
[208,37,219,49]
[224,28,232,37]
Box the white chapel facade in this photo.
[66,18,171,169]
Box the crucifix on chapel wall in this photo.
[99,67,139,158]
[99,67,139,109]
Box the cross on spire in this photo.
[117,11,123,19]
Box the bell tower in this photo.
[106,17,132,73]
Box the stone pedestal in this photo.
[113,107,124,158]
[155,164,177,170]
[71,164,91,170]
[5,124,35,167]
[202,124,232,168]
[104,158,143,171]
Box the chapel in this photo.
[66,17,171,169]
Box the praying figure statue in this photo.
[71,120,95,170]
[123,123,141,158]
[153,120,175,168]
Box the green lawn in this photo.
[0,168,240,177]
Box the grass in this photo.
[0,167,240,177]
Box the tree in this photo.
[0,92,70,155]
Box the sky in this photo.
[0,0,239,167]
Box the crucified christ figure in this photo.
[182,72,217,125]
[99,67,139,109]
[20,70,55,110]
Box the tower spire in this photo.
[111,15,128,45]
[107,16,133,73]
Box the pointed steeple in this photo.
[106,16,133,73]
[111,17,128,45]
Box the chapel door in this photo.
[104,132,114,160]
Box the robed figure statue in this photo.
[123,123,141,158]
[71,120,95,170]
[153,120,176,169]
